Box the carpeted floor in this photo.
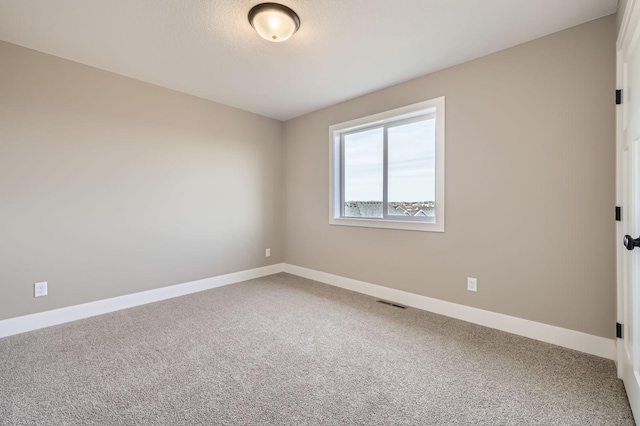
[0,273,634,425]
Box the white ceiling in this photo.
[0,0,618,121]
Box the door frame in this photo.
[617,1,628,376]
[616,9,640,418]
[617,0,638,378]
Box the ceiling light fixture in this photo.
[248,3,300,43]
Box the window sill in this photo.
[329,217,444,232]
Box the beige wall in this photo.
[0,15,618,339]
[0,41,283,320]
[283,16,616,338]
[618,0,629,33]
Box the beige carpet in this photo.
[0,273,634,425]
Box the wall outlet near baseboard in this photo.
[35,282,48,297]
[265,248,271,257]
[467,277,477,292]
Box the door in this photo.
[619,0,640,418]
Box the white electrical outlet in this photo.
[34,281,48,297]
[265,248,271,257]
[467,277,477,292]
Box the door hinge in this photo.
[617,322,623,339]
[616,90,622,105]
[616,206,622,221]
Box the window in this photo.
[329,97,445,232]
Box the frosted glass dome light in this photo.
[249,3,300,42]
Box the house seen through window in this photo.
[330,97,445,232]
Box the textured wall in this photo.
[0,41,283,320]
[283,16,616,338]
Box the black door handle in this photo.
[624,235,640,251]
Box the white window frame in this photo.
[329,97,445,232]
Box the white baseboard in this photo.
[0,262,616,361]
[0,263,286,339]
[283,264,616,360]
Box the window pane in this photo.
[343,127,383,218]
[387,119,436,219]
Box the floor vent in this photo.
[377,300,407,309]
